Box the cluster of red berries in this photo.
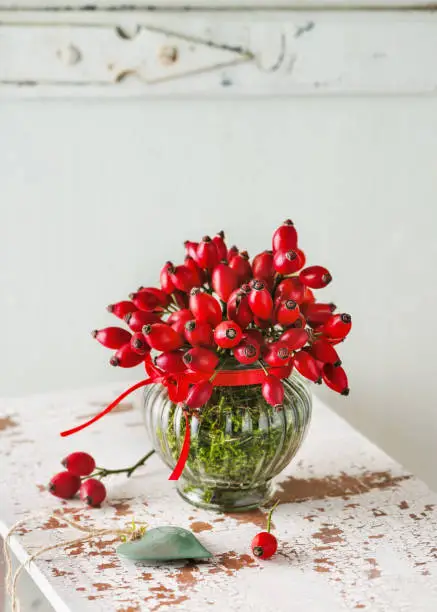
[93,221,351,411]
[48,452,106,507]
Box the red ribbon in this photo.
[60,358,292,481]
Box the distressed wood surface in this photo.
[0,1,434,10]
[1,384,437,611]
[0,11,437,95]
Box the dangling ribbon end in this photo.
[59,378,152,437]
[168,411,191,481]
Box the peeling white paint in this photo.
[0,11,436,95]
[1,385,437,611]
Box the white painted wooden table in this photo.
[1,384,437,612]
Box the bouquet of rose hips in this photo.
[90,219,351,411]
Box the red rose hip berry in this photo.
[252,532,278,560]
[184,320,214,347]
[189,288,222,327]
[303,302,336,327]
[321,313,352,339]
[160,261,176,294]
[251,502,279,560]
[275,299,300,327]
[262,375,285,409]
[322,364,349,395]
[154,350,186,374]
[275,277,306,304]
[214,321,243,349]
[273,250,302,275]
[212,231,228,261]
[79,478,107,508]
[299,265,332,289]
[196,236,219,270]
[272,219,298,252]
[48,471,81,499]
[211,262,239,302]
[142,323,183,352]
[107,300,137,320]
[233,338,260,365]
[130,332,150,355]
[124,310,161,333]
[184,240,199,261]
[92,327,132,350]
[62,452,95,477]
[169,264,197,293]
[294,351,322,383]
[226,289,253,329]
[252,251,274,285]
[183,347,219,373]
[248,280,273,321]
[110,343,146,368]
[309,339,341,366]
[263,342,292,367]
[186,380,214,409]
[228,251,252,284]
[279,328,308,351]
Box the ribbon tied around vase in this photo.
[60,356,292,481]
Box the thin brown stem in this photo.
[90,450,155,480]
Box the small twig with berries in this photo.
[48,450,155,508]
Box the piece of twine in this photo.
[3,511,144,612]
[4,511,230,612]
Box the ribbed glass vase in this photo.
[142,365,311,512]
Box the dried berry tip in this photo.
[91,330,98,338]
[283,219,294,226]
[341,388,350,396]
[253,546,264,557]
[252,280,265,291]
[341,314,352,323]
[110,357,120,367]
[142,324,152,334]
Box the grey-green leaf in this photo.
[116,526,212,561]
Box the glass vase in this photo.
[142,366,311,512]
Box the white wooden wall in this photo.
[0,2,436,96]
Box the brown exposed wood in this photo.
[77,402,134,421]
[173,563,200,588]
[0,416,18,431]
[211,551,257,576]
[312,526,344,545]
[225,509,273,530]
[93,583,113,591]
[190,521,213,533]
[42,517,68,530]
[365,558,382,580]
[277,471,411,504]
[112,501,132,516]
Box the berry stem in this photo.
[258,360,269,376]
[90,450,155,480]
[266,500,279,533]
[170,294,180,309]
